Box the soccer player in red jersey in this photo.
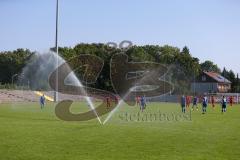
[136,96,140,107]
[106,96,111,109]
[186,96,191,108]
[211,96,215,108]
[229,96,234,106]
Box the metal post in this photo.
[237,93,239,104]
[12,74,18,86]
[54,0,59,102]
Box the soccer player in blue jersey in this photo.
[40,94,45,109]
[221,96,227,113]
[192,96,198,111]
[202,95,208,114]
[140,96,146,112]
[181,95,186,113]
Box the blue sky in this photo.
[0,0,240,73]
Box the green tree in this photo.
[0,49,32,84]
[181,46,190,55]
[200,60,221,73]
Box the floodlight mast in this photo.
[54,0,59,102]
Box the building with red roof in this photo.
[191,71,231,93]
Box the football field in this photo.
[0,102,240,160]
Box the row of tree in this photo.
[0,43,239,92]
[0,49,33,84]
[55,44,202,93]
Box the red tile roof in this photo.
[204,71,231,83]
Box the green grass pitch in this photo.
[0,102,240,160]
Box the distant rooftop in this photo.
[204,71,231,84]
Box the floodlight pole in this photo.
[54,0,59,102]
